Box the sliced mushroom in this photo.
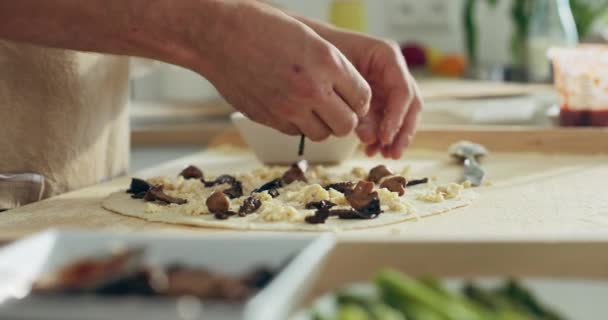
[179,165,204,180]
[282,160,308,185]
[144,185,187,205]
[223,181,244,199]
[214,211,238,220]
[126,178,150,195]
[204,174,237,187]
[345,181,382,217]
[253,178,283,197]
[305,200,336,211]
[131,192,147,199]
[206,191,231,214]
[238,197,262,216]
[368,165,393,184]
[304,209,331,224]
[346,181,374,210]
[324,182,354,194]
[332,209,362,219]
[380,176,407,196]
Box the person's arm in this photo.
[0,0,220,75]
[0,0,371,142]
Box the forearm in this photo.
[0,0,225,73]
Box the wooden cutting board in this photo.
[1,127,607,242]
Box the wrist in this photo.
[126,0,226,76]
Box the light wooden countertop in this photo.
[2,125,608,244]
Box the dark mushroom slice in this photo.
[253,178,282,193]
[238,197,262,216]
[305,200,336,211]
[282,160,309,185]
[252,178,283,198]
[368,165,393,184]
[345,181,383,217]
[334,208,380,220]
[131,191,147,199]
[324,182,354,194]
[380,176,407,196]
[223,181,244,199]
[179,165,204,180]
[331,208,360,219]
[345,181,375,210]
[126,178,150,194]
[206,191,231,214]
[214,211,238,220]
[407,178,429,187]
[144,185,187,205]
[204,174,237,187]
[304,208,331,224]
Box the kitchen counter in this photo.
[1,125,608,243]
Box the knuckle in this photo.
[316,44,337,65]
[289,74,326,101]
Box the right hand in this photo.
[192,1,372,141]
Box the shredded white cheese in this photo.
[416,182,465,203]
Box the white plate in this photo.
[0,230,335,320]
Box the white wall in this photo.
[133,0,513,101]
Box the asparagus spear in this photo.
[337,304,370,320]
[336,291,404,320]
[376,270,488,320]
[463,282,533,320]
[497,279,565,320]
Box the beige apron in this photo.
[0,41,130,210]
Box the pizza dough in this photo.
[102,184,477,232]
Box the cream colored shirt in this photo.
[0,41,130,209]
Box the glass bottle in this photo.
[527,0,579,82]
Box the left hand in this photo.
[293,19,423,159]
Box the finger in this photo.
[365,141,382,157]
[333,52,372,118]
[356,95,384,144]
[378,84,414,146]
[314,91,358,137]
[388,97,422,159]
[293,111,332,142]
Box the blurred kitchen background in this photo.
[129,0,608,170]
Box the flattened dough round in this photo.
[102,190,477,232]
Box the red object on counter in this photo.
[560,107,608,127]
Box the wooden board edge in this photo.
[209,126,608,154]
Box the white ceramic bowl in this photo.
[231,113,360,165]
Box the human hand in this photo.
[292,20,423,159]
[192,1,372,141]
